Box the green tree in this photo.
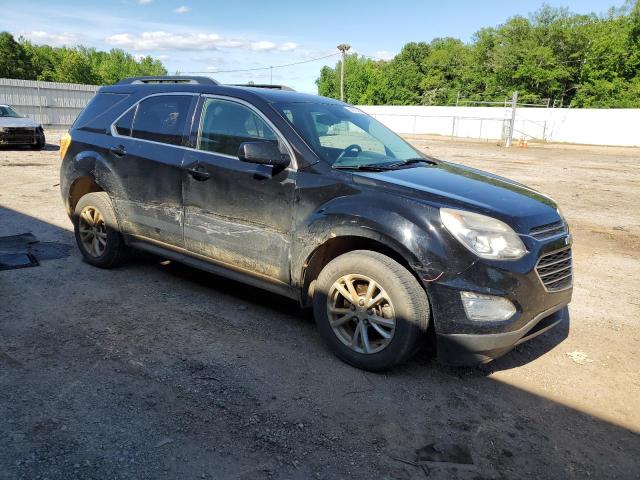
[315,2,640,108]
[0,32,34,79]
[0,32,168,85]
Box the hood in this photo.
[354,161,560,233]
[0,116,40,128]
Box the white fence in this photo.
[359,105,640,147]
[0,78,99,126]
[1,78,638,146]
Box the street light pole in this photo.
[337,43,351,102]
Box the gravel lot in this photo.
[1,131,639,480]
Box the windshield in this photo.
[0,106,22,118]
[273,102,423,167]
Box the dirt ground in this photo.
[1,131,638,480]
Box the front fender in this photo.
[291,192,464,288]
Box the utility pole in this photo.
[337,43,351,102]
[269,66,273,85]
[505,91,518,148]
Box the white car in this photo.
[0,105,45,149]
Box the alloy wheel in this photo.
[78,206,107,257]
[327,274,396,354]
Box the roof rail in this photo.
[116,76,219,85]
[230,84,296,91]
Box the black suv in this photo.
[60,76,572,371]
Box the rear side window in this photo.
[114,107,135,136]
[130,95,192,146]
[197,98,278,156]
[74,93,128,131]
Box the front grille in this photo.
[0,127,37,145]
[530,220,567,240]
[536,246,573,292]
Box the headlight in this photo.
[440,208,527,260]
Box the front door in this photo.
[108,93,196,247]
[182,96,295,283]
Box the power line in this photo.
[182,52,340,75]
[182,47,636,77]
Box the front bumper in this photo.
[0,127,44,146]
[436,304,569,366]
[423,231,572,366]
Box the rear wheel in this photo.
[73,192,130,268]
[313,250,430,371]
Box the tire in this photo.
[30,135,45,150]
[313,250,430,371]
[73,192,130,268]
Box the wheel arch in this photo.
[299,233,425,308]
[67,175,104,216]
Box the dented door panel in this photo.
[182,149,295,282]
[107,137,186,247]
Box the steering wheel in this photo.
[335,144,363,163]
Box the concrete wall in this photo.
[359,105,640,147]
[0,78,99,126]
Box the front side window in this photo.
[273,102,422,167]
[130,95,192,146]
[197,98,278,157]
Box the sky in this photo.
[0,0,627,92]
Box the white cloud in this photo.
[106,31,298,53]
[250,41,276,51]
[20,30,78,46]
[279,42,298,51]
[137,0,153,4]
[173,5,191,14]
[107,31,221,50]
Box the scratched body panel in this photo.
[182,148,295,284]
[101,136,185,246]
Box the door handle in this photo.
[109,145,126,157]
[187,165,210,181]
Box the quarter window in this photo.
[114,106,135,137]
[130,95,192,146]
[197,98,278,156]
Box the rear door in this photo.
[181,95,296,283]
[109,93,197,247]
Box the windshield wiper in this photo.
[332,163,394,171]
[387,158,438,168]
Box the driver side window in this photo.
[197,98,278,157]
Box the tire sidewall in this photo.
[313,252,428,371]
[73,193,123,267]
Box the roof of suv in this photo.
[100,78,343,105]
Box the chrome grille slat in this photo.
[544,272,572,285]
[537,255,571,269]
[535,245,572,292]
[539,264,572,278]
[530,220,568,240]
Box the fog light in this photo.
[460,292,516,321]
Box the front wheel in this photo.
[30,135,45,150]
[313,250,430,371]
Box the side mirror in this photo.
[237,141,290,168]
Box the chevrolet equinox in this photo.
[60,76,572,371]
